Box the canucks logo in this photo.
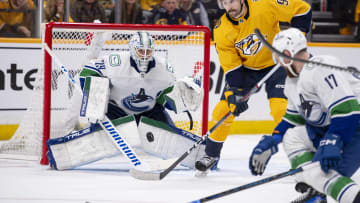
[235,33,263,55]
[122,88,154,112]
[299,94,327,125]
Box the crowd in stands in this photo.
[333,0,360,36]
[108,0,143,23]
[0,0,359,41]
[0,0,220,38]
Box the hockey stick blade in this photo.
[254,28,360,75]
[129,168,162,180]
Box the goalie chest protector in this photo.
[100,52,175,115]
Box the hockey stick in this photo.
[254,28,360,75]
[190,162,319,202]
[130,63,282,180]
[190,167,304,202]
[185,110,194,130]
[43,44,153,175]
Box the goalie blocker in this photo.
[47,116,206,170]
[80,76,110,124]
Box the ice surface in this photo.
[0,135,358,203]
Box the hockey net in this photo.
[0,22,210,164]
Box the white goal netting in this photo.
[0,23,210,164]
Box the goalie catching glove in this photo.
[224,86,249,116]
[167,76,203,113]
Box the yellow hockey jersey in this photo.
[214,0,311,73]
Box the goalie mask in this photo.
[129,32,155,75]
[272,28,307,77]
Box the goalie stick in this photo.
[43,44,152,175]
[254,28,360,76]
[129,63,282,180]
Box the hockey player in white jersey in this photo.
[46,32,205,171]
[79,32,182,124]
[249,28,360,203]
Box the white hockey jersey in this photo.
[80,52,176,115]
[283,55,360,127]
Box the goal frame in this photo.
[42,22,211,165]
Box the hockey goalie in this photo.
[46,31,206,172]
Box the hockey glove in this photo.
[249,135,279,176]
[224,87,249,116]
[176,76,204,112]
[80,76,110,124]
[313,133,343,173]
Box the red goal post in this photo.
[39,22,211,164]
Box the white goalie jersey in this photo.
[284,55,360,127]
[82,52,176,115]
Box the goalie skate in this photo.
[291,182,327,203]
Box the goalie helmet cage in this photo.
[0,22,210,165]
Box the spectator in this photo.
[99,0,114,9]
[152,0,187,25]
[139,0,161,11]
[356,0,360,40]
[109,0,143,23]
[178,0,209,27]
[138,0,161,23]
[70,0,108,23]
[44,0,74,22]
[332,0,358,35]
[98,0,114,19]
[197,0,220,30]
[0,0,34,37]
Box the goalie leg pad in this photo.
[138,117,205,169]
[47,115,140,170]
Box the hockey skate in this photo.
[194,155,219,177]
[291,182,327,203]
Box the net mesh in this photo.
[0,25,209,162]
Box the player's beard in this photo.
[228,1,244,19]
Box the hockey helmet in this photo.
[272,28,307,77]
[129,32,155,74]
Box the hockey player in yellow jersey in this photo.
[195,0,312,173]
